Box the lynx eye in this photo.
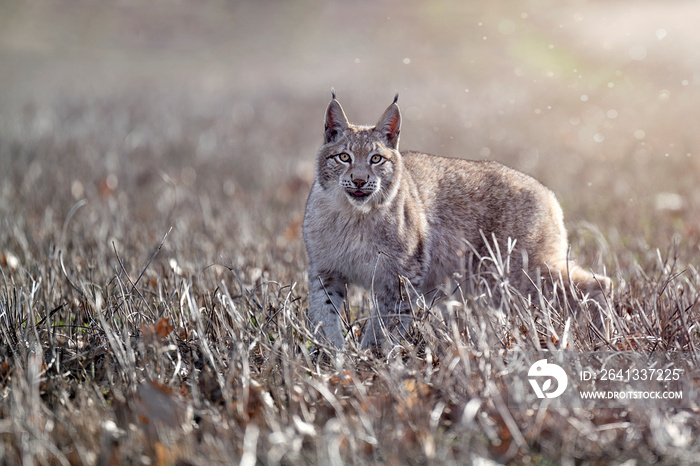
[337,153,351,163]
[370,154,383,164]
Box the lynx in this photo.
[303,92,611,350]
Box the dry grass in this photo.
[2,1,700,464]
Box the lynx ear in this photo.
[375,94,401,149]
[324,96,349,144]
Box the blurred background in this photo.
[1,0,699,274]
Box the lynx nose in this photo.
[352,178,367,188]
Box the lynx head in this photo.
[315,92,402,212]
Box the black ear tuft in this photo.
[392,93,399,104]
[331,88,336,100]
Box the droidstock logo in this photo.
[528,359,568,399]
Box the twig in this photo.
[35,303,65,328]
[111,242,153,316]
[222,258,263,311]
[131,227,172,292]
[58,250,86,298]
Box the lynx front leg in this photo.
[360,281,413,350]
[308,270,348,348]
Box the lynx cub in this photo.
[303,92,610,349]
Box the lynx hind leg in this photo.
[308,273,347,348]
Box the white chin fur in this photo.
[347,195,373,213]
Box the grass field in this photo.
[1,1,700,464]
